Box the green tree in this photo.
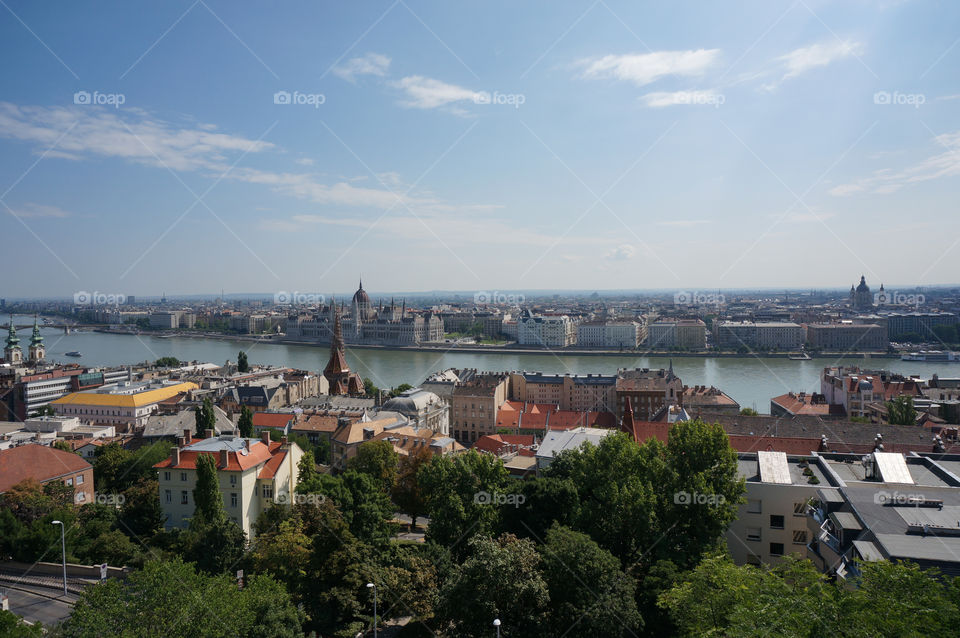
[389,383,414,398]
[194,396,216,438]
[499,476,580,541]
[392,445,433,529]
[191,453,224,526]
[118,478,165,538]
[237,350,249,372]
[238,405,254,438]
[739,407,759,416]
[363,377,380,398]
[64,557,303,638]
[52,439,76,453]
[418,450,510,551]
[932,324,959,345]
[0,610,44,637]
[887,395,918,425]
[155,356,180,367]
[348,439,399,493]
[438,534,549,638]
[540,525,642,637]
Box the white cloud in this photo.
[604,244,635,260]
[0,103,274,172]
[333,53,391,82]
[656,220,710,228]
[577,49,721,87]
[7,203,73,218]
[830,131,960,196]
[641,90,725,108]
[764,40,863,90]
[391,76,484,110]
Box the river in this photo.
[26,327,957,414]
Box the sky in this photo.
[1,0,959,299]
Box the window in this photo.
[793,530,808,545]
[180,472,187,482]
[181,490,188,505]
[65,478,73,487]
[770,515,785,530]
[164,471,171,481]
[769,543,784,557]
[793,502,807,516]
[230,492,238,508]
[75,492,85,503]
[230,474,237,486]
[76,474,84,485]
[746,527,761,542]
[747,499,761,514]
[746,554,761,566]
[262,484,273,498]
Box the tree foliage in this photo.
[887,395,918,425]
[237,350,249,373]
[238,405,254,438]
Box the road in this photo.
[2,584,79,627]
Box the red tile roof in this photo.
[252,412,295,429]
[153,440,282,472]
[0,444,92,493]
[258,450,287,479]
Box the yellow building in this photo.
[52,381,198,433]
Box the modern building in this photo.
[886,312,958,340]
[154,431,303,538]
[0,443,93,504]
[804,322,887,351]
[715,321,803,351]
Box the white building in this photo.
[52,381,198,432]
[576,321,640,348]
[517,312,576,347]
[380,388,450,434]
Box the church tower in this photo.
[28,315,45,363]
[4,316,23,365]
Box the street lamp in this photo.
[51,520,66,595]
[493,618,501,638]
[366,582,377,638]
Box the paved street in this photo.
[3,584,78,627]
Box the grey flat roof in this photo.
[874,533,960,563]
[852,540,884,562]
[830,511,863,531]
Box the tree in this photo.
[192,453,224,526]
[155,356,180,367]
[363,377,380,398]
[237,350,249,372]
[194,396,216,438]
[64,557,303,638]
[52,439,76,453]
[739,407,759,416]
[238,405,254,438]
[392,446,433,529]
[389,383,414,398]
[0,610,44,637]
[348,440,399,494]
[418,450,510,551]
[932,324,959,345]
[118,478,165,538]
[540,525,642,637]
[499,476,580,541]
[303,471,395,546]
[887,395,918,425]
[438,534,549,638]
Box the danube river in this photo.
[28,327,956,414]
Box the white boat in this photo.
[901,350,959,362]
[789,353,812,360]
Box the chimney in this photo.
[219,449,229,468]
[261,431,270,445]
[281,435,288,447]
[170,446,180,466]
[176,435,185,448]
[244,438,250,452]
[205,428,214,439]
[183,429,192,445]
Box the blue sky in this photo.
[1,0,959,298]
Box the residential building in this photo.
[329,415,409,470]
[494,400,615,436]
[576,321,640,348]
[886,312,958,340]
[509,372,617,413]
[804,322,887,351]
[770,392,844,417]
[682,385,740,416]
[820,367,923,418]
[647,319,706,350]
[535,427,615,473]
[154,431,303,538]
[615,366,683,421]
[142,406,235,440]
[516,311,576,347]
[450,373,509,444]
[715,321,803,350]
[0,444,93,504]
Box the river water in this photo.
[28,327,956,414]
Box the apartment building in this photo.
[714,321,803,350]
[0,444,94,505]
[450,373,509,444]
[576,321,640,348]
[615,367,683,421]
[516,312,576,347]
[154,431,302,538]
[647,319,706,350]
[509,372,617,413]
[804,323,887,351]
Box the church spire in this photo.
[30,314,43,346]
[6,315,19,347]
[621,397,636,441]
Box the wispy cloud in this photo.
[391,75,484,110]
[577,49,721,87]
[762,39,863,90]
[603,244,635,260]
[830,131,960,196]
[0,102,273,172]
[333,53,391,82]
[7,202,73,218]
[656,219,710,228]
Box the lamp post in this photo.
[493,618,501,638]
[51,520,66,595]
[366,582,377,638]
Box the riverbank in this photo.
[92,328,897,360]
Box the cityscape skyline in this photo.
[2,1,960,297]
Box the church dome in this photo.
[856,276,870,293]
[352,280,371,305]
